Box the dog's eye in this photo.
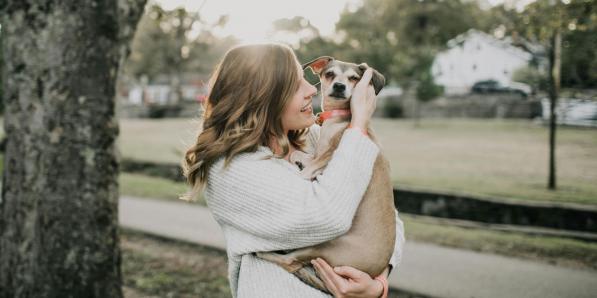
[325,72,335,79]
[349,76,360,81]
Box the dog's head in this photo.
[303,56,385,111]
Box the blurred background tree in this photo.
[123,3,235,103]
[414,57,443,127]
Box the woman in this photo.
[182,43,405,298]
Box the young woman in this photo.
[182,43,405,298]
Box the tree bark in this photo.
[0,1,145,297]
[547,28,561,190]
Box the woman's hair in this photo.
[181,43,309,201]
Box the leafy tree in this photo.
[514,0,597,190]
[513,66,549,92]
[485,1,596,89]
[334,0,487,84]
[414,56,443,127]
[123,4,234,103]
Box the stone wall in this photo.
[381,90,543,119]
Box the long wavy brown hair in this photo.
[181,43,309,201]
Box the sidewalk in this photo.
[119,196,597,298]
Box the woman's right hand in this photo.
[350,68,377,132]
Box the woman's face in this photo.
[281,61,318,132]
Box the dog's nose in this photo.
[333,82,346,92]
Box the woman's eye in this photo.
[349,76,359,81]
[325,72,334,79]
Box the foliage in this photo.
[333,0,487,84]
[416,69,443,102]
[512,66,549,92]
[274,0,487,85]
[277,0,596,90]
[383,100,403,118]
[488,0,597,89]
[124,4,236,82]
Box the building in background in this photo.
[431,29,540,95]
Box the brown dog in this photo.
[256,57,396,294]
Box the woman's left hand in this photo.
[311,258,384,298]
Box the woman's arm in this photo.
[206,128,379,252]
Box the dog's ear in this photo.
[358,63,386,95]
[371,69,386,95]
[302,56,334,75]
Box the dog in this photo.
[256,56,396,294]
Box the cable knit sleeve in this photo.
[388,209,406,274]
[205,128,379,253]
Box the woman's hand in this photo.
[350,68,377,132]
[312,258,384,298]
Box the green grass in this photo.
[121,229,230,298]
[402,214,597,271]
[118,118,597,206]
[0,152,200,204]
[117,118,201,164]
[119,172,203,204]
[376,118,597,205]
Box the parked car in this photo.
[471,80,531,97]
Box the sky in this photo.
[155,0,536,43]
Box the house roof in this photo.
[445,29,540,61]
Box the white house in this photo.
[127,84,207,105]
[431,29,534,95]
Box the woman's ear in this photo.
[302,56,334,74]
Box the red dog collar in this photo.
[316,109,352,125]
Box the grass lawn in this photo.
[119,173,597,271]
[119,172,204,204]
[118,117,597,206]
[402,214,597,271]
[121,229,230,298]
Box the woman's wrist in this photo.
[347,123,368,136]
[374,274,389,298]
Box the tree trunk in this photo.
[547,28,561,190]
[0,1,145,297]
[413,97,420,128]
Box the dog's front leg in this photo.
[256,251,330,294]
[255,252,305,273]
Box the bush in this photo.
[384,100,403,118]
[148,104,182,118]
[512,66,548,93]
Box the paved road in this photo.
[120,196,597,298]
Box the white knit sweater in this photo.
[205,124,406,298]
